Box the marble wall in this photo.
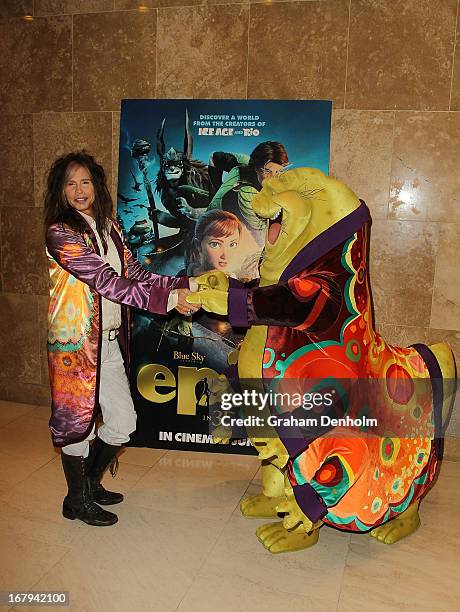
[0,0,459,456]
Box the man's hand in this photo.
[175,288,200,316]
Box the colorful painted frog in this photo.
[187,168,456,553]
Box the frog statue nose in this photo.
[253,168,320,219]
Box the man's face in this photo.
[64,165,95,218]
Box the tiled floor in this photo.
[0,400,459,612]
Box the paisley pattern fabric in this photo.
[46,220,188,447]
[260,220,439,532]
[228,201,444,532]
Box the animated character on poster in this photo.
[187,210,259,282]
[180,140,290,251]
[116,99,333,452]
[188,168,457,553]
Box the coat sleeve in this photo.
[228,272,340,330]
[46,223,188,315]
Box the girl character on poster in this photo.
[187,209,259,282]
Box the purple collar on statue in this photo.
[280,200,371,282]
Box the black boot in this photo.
[61,453,118,526]
[86,437,124,505]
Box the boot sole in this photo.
[62,504,118,526]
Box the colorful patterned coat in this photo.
[46,220,188,447]
[227,202,445,532]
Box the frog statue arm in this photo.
[188,266,341,334]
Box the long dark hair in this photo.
[43,151,114,253]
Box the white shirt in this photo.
[78,211,122,332]
[78,211,188,322]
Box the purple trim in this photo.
[410,343,444,459]
[223,363,240,389]
[229,277,245,289]
[176,276,190,289]
[148,286,171,315]
[280,201,371,282]
[293,483,328,523]
[274,423,308,458]
[228,288,250,328]
[109,224,124,263]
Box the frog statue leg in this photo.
[370,342,456,545]
[369,500,421,544]
[241,438,322,553]
[256,477,322,554]
[240,460,286,518]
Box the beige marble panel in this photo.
[0,453,83,546]
[118,445,166,467]
[73,11,156,111]
[378,324,429,348]
[0,207,48,295]
[0,1,32,18]
[1,496,86,551]
[25,404,53,421]
[157,5,248,99]
[347,0,457,110]
[248,1,348,104]
[3,455,148,547]
[20,504,224,612]
[35,0,114,15]
[0,449,44,492]
[0,527,69,595]
[369,220,438,327]
[0,16,72,114]
[40,350,49,388]
[0,414,56,463]
[33,112,113,207]
[0,400,35,427]
[337,468,460,610]
[0,379,7,401]
[389,112,460,222]
[430,224,460,331]
[444,438,460,462]
[181,509,350,612]
[5,381,52,406]
[128,449,259,518]
[422,460,460,509]
[114,0,155,7]
[452,14,460,110]
[444,393,460,446]
[0,294,41,384]
[330,110,394,219]
[0,115,34,207]
[115,0,243,10]
[179,575,335,612]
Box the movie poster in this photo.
[117,99,332,453]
